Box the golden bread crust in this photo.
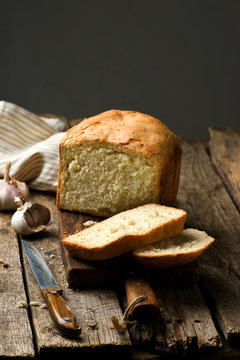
[133,248,206,269]
[61,110,177,155]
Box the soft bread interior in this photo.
[133,229,214,255]
[59,143,159,216]
[133,228,214,268]
[64,204,184,248]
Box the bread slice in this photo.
[56,110,181,217]
[133,228,214,269]
[62,204,187,261]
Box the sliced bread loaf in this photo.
[62,204,187,261]
[57,110,181,217]
[133,228,214,269]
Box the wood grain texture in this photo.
[21,191,131,357]
[150,282,220,356]
[59,209,162,328]
[58,188,220,356]
[0,211,34,358]
[2,133,240,359]
[209,127,240,213]
[125,273,221,355]
[177,137,240,347]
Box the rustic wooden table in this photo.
[1,127,240,360]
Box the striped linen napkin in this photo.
[0,101,68,191]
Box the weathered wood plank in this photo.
[21,191,131,357]
[154,283,221,355]
[4,134,239,358]
[177,137,240,347]
[0,211,34,358]
[209,127,240,213]
[126,271,220,355]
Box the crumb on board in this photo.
[30,301,41,306]
[83,220,98,227]
[18,301,28,309]
[18,301,47,309]
[30,301,47,308]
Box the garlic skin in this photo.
[0,179,21,210]
[0,162,30,211]
[11,201,51,235]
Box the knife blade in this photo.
[21,238,81,337]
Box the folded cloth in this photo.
[0,101,68,191]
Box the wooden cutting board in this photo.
[58,209,199,289]
[58,209,200,322]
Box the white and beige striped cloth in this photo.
[0,101,69,191]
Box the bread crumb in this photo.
[29,301,47,308]
[30,301,41,306]
[18,301,28,309]
[83,220,98,227]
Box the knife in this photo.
[21,238,81,337]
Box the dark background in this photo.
[1,0,240,139]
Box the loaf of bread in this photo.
[56,110,181,217]
[62,204,187,261]
[133,228,214,269]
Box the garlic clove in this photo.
[0,162,30,211]
[0,180,20,210]
[11,201,51,235]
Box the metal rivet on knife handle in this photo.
[42,288,81,335]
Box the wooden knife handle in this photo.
[125,275,160,322]
[42,288,81,336]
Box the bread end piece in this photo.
[133,228,215,269]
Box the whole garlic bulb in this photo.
[11,199,51,235]
[0,162,30,211]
